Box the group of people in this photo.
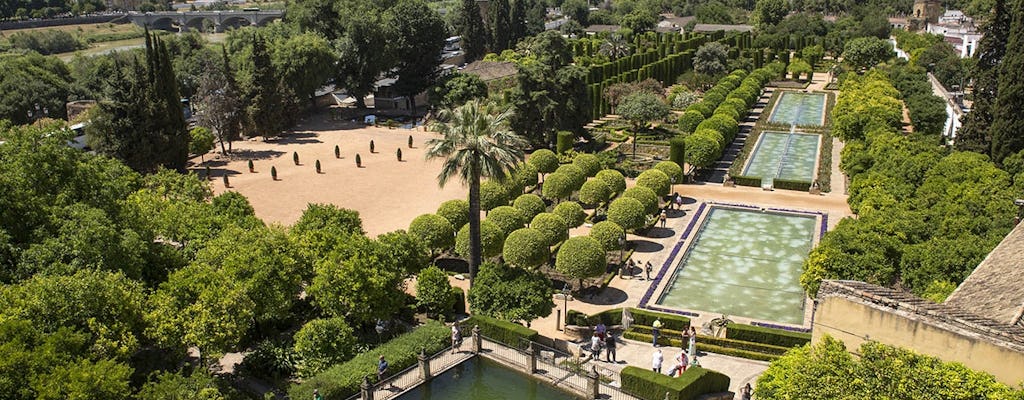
[589,322,619,362]
[624,259,655,280]
[650,318,699,376]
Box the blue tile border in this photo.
[637,201,830,328]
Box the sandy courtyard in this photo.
[202,113,467,237]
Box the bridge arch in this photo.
[254,14,282,26]
[183,16,215,32]
[148,16,179,31]
[218,15,253,31]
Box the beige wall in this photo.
[812,296,1024,386]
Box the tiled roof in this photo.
[945,222,1024,327]
[691,24,753,33]
[461,61,517,81]
[817,280,1024,352]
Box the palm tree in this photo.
[599,34,631,61]
[426,101,527,285]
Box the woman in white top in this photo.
[652,348,663,373]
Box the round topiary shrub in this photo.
[513,194,546,220]
[595,169,626,196]
[713,103,740,120]
[455,220,506,259]
[555,164,586,191]
[555,236,607,289]
[486,206,526,236]
[528,149,559,176]
[703,91,726,109]
[531,212,568,246]
[502,228,550,269]
[293,317,357,377]
[415,265,456,316]
[408,213,456,254]
[684,132,722,168]
[687,102,713,118]
[541,173,573,202]
[553,201,586,228]
[621,186,660,215]
[636,169,671,197]
[653,161,683,184]
[694,127,727,149]
[590,220,625,251]
[572,153,601,177]
[578,179,611,206]
[678,109,705,134]
[607,197,647,231]
[698,115,739,143]
[437,199,470,230]
[480,181,509,211]
[512,162,539,189]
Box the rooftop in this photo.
[945,222,1024,328]
[461,60,518,81]
[691,23,753,33]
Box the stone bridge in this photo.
[128,10,284,32]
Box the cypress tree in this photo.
[247,34,286,139]
[489,0,512,51]
[989,1,1024,164]
[510,0,528,46]
[957,0,1011,155]
[459,0,488,62]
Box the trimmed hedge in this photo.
[725,323,811,348]
[568,308,690,331]
[623,331,780,362]
[289,320,450,400]
[731,175,761,187]
[621,366,730,400]
[771,178,812,192]
[628,326,789,355]
[462,314,539,348]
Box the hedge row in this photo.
[622,331,780,362]
[731,175,762,187]
[621,366,731,400]
[567,307,690,331]
[771,178,812,191]
[461,314,538,348]
[289,320,450,400]
[725,323,811,348]
[627,325,790,355]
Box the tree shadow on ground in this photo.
[631,240,664,253]
[228,149,286,161]
[434,257,468,274]
[269,132,322,145]
[577,286,628,305]
[640,227,675,239]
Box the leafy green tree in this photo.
[409,214,456,256]
[503,228,551,269]
[621,186,660,215]
[0,52,72,125]
[590,220,625,251]
[541,173,574,202]
[189,127,215,163]
[636,169,672,197]
[511,162,540,190]
[270,32,336,108]
[291,203,364,259]
[487,206,527,236]
[136,369,226,400]
[599,34,630,60]
[308,235,408,326]
[196,46,244,155]
[376,230,430,275]
[653,161,684,184]
[437,199,471,231]
[530,212,569,246]
[618,92,671,158]
[906,93,948,135]
[34,358,133,400]
[802,44,826,65]
[555,164,587,191]
[572,153,602,177]
[509,32,590,147]
[620,9,656,33]
[489,0,512,51]
[787,58,813,80]
[694,42,730,77]
[513,193,547,220]
[556,236,606,289]
[468,262,553,323]
[956,0,1010,155]
[427,100,527,284]
[415,265,457,315]
[458,0,488,62]
[753,0,789,28]
[455,220,507,259]
[244,33,289,137]
[385,0,447,111]
[430,73,488,108]
[842,37,894,70]
[553,201,586,228]
[528,149,560,179]
[595,169,627,196]
[509,0,529,45]
[563,0,589,26]
[607,197,647,231]
[579,179,612,206]
[989,0,1024,164]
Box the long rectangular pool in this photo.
[769,92,826,126]
[742,132,820,182]
[656,207,816,325]
[396,357,578,400]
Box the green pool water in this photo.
[396,357,578,400]
[656,207,816,325]
[742,132,820,182]
[769,92,826,126]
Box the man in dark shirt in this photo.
[604,334,617,363]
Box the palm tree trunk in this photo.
[468,165,483,286]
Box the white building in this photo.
[926,10,983,58]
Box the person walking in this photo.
[377,355,389,386]
[313,389,322,400]
[451,324,462,354]
[652,318,663,347]
[659,209,667,228]
[675,193,683,210]
[590,333,601,360]
[645,261,653,280]
[740,383,753,400]
[652,348,663,373]
[688,326,697,358]
[604,333,617,363]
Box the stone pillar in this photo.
[418,348,432,381]
[360,376,373,400]
[471,325,482,354]
[586,366,600,399]
[526,343,537,374]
